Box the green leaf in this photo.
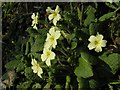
[25,42,30,55]
[99,53,120,74]
[44,83,51,88]
[77,7,82,20]
[71,41,77,50]
[26,27,39,36]
[29,36,34,46]
[17,81,32,89]
[54,84,62,89]
[16,61,25,72]
[5,60,20,70]
[74,57,93,78]
[99,12,115,21]
[32,83,41,89]
[81,28,89,35]
[84,5,96,27]
[105,3,117,9]
[89,79,98,89]
[89,23,96,35]
[110,80,120,85]
[81,51,98,65]
[77,77,89,89]
[31,35,45,53]
[24,67,36,80]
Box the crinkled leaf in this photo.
[32,83,41,89]
[99,12,115,21]
[31,35,45,53]
[16,61,25,72]
[99,53,120,74]
[17,81,32,89]
[5,60,20,70]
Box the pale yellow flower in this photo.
[31,59,43,78]
[41,48,55,66]
[44,26,61,49]
[88,33,107,52]
[31,12,39,29]
[46,5,61,26]
[103,0,113,3]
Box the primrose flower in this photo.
[46,5,61,26]
[88,33,107,52]
[41,48,55,66]
[44,26,61,49]
[31,59,43,78]
[31,12,39,29]
[103,0,113,3]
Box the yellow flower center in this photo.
[95,40,100,46]
[53,12,57,18]
[34,17,38,24]
[50,35,55,42]
[47,51,51,57]
[35,64,40,70]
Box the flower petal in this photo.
[48,14,54,21]
[37,67,43,78]
[55,5,60,13]
[31,59,37,65]
[44,40,52,49]
[33,25,38,30]
[49,27,55,35]
[53,18,57,26]
[54,30,61,39]
[46,59,51,66]
[95,46,102,52]
[55,14,61,21]
[96,34,103,41]
[50,51,55,60]
[31,66,37,73]
[88,35,96,42]
[52,40,57,48]
[101,40,107,47]
[46,7,54,13]
[41,53,47,62]
[31,13,35,19]
[88,42,96,50]
[46,33,51,41]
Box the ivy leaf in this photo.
[99,53,120,74]
[74,57,93,78]
[99,12,115,21]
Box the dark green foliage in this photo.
[2,2,120,90]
